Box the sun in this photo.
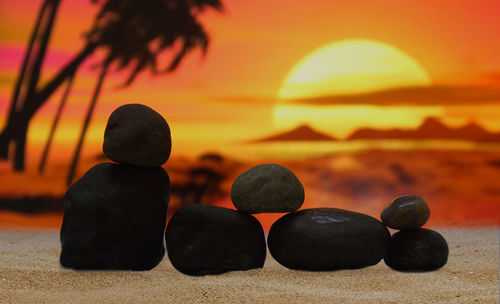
[274,39,437,136]
[278,39,431,100]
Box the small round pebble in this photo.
[384,228,449,271]
[380,195,430,230]
[103,104,171,167]
[231,164,304,213]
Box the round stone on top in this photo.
[380,195,430,230]
[103,104,171,167]
[230,164,304,214]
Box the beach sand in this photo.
[0,228,498,303]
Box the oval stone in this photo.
[231,164,304,213]
[60,163,170,270]
[381,195,430,229]
[384,228,449,271]
[267,208,390,271]
[103,103,171,167]
[166,204,266,276]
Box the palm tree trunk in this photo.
[29,43,97,117]
[38,72,75,174]
[7,0,50,124]
[13,121,29,171]
[9,0,61,171]
[66,61,110,185]
[0,43,96,169]
[21,0,61,108]
[0,0,51,160]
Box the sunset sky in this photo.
[1,0,500,163]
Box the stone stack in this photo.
[233,164,391,271]
[58,105,450,275]
[166,165,449,274]
[381,195,449,271]
[60,104,171,270]
[165,163,303,275]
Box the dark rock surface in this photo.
[166,204,266,276]
[381,195,430,230]
[267,208,390,271]
[384,228,449,271]
[231,164,304,213]
[103,104,171,167]
[60,162,170,270]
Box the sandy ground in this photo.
[0,228,498,304]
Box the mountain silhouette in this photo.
[252,124,336,142]
[348,117,500,142]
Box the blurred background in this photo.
[0,0,499,229]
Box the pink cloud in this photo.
[0,44,76,73]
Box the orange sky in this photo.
[1,0,500,162]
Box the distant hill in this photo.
[348,117,500,142]
[252,124,336,142]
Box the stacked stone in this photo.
[381,195,449,271]
[60,104,171,270]
[165,164,303,275]
[232,164,391,271]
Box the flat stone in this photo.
[166,204,266,276]
[103,104,171,167]
[384,228,449,271]
[381,195,430,230]
[267,208,390,271]
[60,162,170,270]
[231,164,304,213]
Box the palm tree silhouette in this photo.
[1,0,61,171]
[0,0,222,178]
[38,71,75,173]
[66,0,223,184]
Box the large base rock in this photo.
[60,163,170,270]
[384,228,449,271]
[268,208,390,271]
[166,204,266,275]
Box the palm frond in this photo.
[87,0,223,87]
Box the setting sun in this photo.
[278,39,431,100]
[274,39,435,135]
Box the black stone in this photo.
[60,162,170,270]
[267,208,390,271]
[103,104,171,167]
[166,204,266,276]
[231,164,304,213]
[384,228,449,271]
[381,195,430,230]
